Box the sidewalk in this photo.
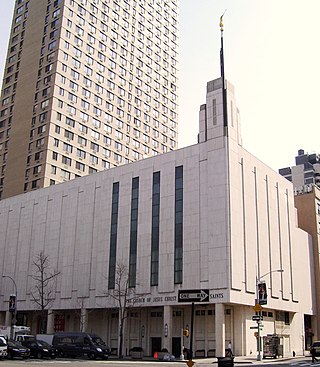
[108,354,310,365]
[192,355,309,365]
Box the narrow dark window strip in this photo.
[151,171,160,286]
[108,182,119,289]
[174,166,183,284]
[129,177,139,287]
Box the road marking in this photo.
[22,361,72,364]
[290,363,320,367]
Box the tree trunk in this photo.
[119,321,124,358]
[41,310,47,334]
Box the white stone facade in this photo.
[0,78,315,357]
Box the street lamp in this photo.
[255,269,283,361]
[2,275,18,336]
[259,269,284,281]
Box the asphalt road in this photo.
[0,360,191,367]
[0,357,317,367]
[1,359,183,367]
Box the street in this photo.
[1,358,185,367]
[0,356,317,367]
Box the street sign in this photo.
[252,315,263,321]
[250,325,263,329]
[253,303,263,312]
[178,289,209,303]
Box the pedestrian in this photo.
[227,341,233,357]
[311,346,318,363]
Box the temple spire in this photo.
[220,11,228,130]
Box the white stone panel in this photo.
[16,200,34,303]
[59,188,79,300]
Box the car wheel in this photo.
[7,351,13,359]
[36,351,42,359]
[88,352,96,360]
[51,355,56,359]
[58,350,64,358]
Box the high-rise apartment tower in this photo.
[279,149,320,191]
[0,0,179,199]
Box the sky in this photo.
[1,0,320,171]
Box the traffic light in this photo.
[183,329,189,337]
[257,282,267,305]
[9,294,16,312]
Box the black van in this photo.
[52,332,110,360]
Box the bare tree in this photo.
[74,298,95,332]
[105,263,138,358]
[30,251,60,333]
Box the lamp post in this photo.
[2,275,18,337]
[255,269,283,361]
[258,269,284,283]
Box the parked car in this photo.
[0,336,7,359]
[311,341,320,356]
[6,339,30,359]
[52,332,110,359]
[36,334,54,345]
[21,339,56,359]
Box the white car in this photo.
[0,336,8,359]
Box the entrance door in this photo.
[151,337,162,357]
[172,337,181,358]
